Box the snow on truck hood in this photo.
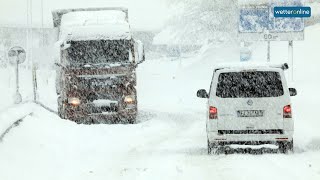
[59,10,131,42]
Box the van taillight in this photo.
[209,106,218,119]
[283,105,292,118]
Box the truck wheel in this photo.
[126,112,137,124]
[128,119,136,124]
[128,116,137,124]
[57,97,66,119]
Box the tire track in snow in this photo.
[111,111,206,178]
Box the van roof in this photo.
[213,62,289,72]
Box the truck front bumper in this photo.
[64,103,137,123]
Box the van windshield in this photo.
[216,71,284,98]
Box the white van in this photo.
[197,63,297,154]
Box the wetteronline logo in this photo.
[274,6,311,18]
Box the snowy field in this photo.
[0,24,320,180]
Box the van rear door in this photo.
[212,70,289,130]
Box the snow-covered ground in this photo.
[0,24,320,180]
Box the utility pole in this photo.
[41,0,45,45]
[289,41,294,82]
[27,0,37,101]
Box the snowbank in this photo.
[0,103,35,137]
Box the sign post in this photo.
[8,46,26,104]
[267,41,270,62]
[289,41,293,81]
[238,0,305,81]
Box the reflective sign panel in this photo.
[238,0,304,41]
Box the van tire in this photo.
[208,140,220,155]
[208,140,212,154]
[278,140,294,153]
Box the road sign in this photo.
[238,0,304,41]
[8,46,26,65]
[8,46,26,104]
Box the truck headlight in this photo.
[124,95,135,104]
[68,97,81,106]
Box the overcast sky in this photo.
[0,0,169,30]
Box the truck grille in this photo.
[90,106,118,113]
[218,129,283,135]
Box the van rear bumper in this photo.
[207,131,293,142]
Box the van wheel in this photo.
[208,140,219,155]
[278,140,294,154]
[208,140,212,154]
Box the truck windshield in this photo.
[216,71,284,98]
[65,40,130,64]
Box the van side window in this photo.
[216,71,284,98]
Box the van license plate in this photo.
[237,110,264,117]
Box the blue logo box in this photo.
[274,7,311,18]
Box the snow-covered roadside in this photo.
[0,67,34,110]
[0,100,319,180]
[0,67,16,110]
[0,23,319,180]
[0,102,35,137]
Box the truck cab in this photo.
[53,7,145,124]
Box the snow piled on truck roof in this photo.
[59,10,131,42]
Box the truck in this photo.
[52,7,145,124]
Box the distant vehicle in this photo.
[197,63,297,154]
[52,7,145,124]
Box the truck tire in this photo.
[57,96,66,119]
[127,114,137,124]
[128,118,136,124]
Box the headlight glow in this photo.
[124,96,135,104]
[68,97,81,106]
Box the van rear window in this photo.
[216,71,284,98]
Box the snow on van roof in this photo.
[59,10,131,41]
[213,62,289,72]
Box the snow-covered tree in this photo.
[154,0,238,46]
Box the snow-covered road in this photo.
[0,103,319,180]
[1,25,320,180]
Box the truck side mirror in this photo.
[134,40,145,65]
[60,41,71,50]
[197,89,209,98]
[289,88,297,96]
[55,62,67,70]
